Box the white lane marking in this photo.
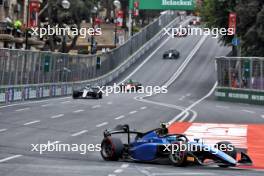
[15,108,30,112]
[96,122,108,127]
[179,96,185,101]
[129,110,137,114]
[71,130,88,137]
[261,115,264,119]
[152,172,216,176]
[178,111,191,122]
[61,101,71,104]
[164,35,208,87]
[92,105,101,109]
[107,102,113,105]
[134,96,191,122]
[169,82,217,125]
[117,18,192,85]
[242,109,255,114]
[188,111,198,122]
[73,109,84,113]
[115,115,125,120]
[0,97,70,109]
[216,105,230,109]
[23,120,40,126]
[121,164,129,168]
[49,141,60,145]
[108,175,116,176]
[114,169,123,174]
[0,129,7,133]
[140,106,147,110]
[0,155,23,163]
[41,103,52,107]
[50,114,64,119]
[133,35,206,123]
[118,39,170,85]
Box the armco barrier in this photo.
[0,88,5,103]
[215,87,264,105]
[0,13,192,104]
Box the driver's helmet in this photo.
[158,123,169,136]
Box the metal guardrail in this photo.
[216,57,264,91]
[0,11,183,103]
[0,12,177,86]
[215,57,264,105]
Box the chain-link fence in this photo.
[216,57,264,90]
[0,11,178,86]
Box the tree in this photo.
[40,0,98,53]
[200,0,264,56]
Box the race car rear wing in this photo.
[103,124,142,145]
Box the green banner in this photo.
[129,0,195,10]
[215,88,264,105]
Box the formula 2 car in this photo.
[189,17,201,26]
[163,50,180,59]
[100,124,252,167]
[72,85,102,99]
[120,79,142,92]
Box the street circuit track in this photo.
[0,21,264,176]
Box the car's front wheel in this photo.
[215,141,237,168]
[169,142,188,167]
[101,137,124,161]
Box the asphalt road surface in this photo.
[0,20,264,176]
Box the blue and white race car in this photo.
[100,124,252,167]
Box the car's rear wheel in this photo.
[169,142,188,167]
[215,141,237,168]
[101,137,124,161]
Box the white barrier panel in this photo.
[13,89,22,101]
[0,93,5,103]
[29,88,37,99]
[67,86,72,95]
[43,87,50,97]
[56,87,62,96]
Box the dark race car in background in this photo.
[163,50,180,59]
[100,124,252,168]
[120,80,142,92]
[72,85,102,99]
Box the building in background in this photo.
[0,0,43,49]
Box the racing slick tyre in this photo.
[95,94,100,99]
[215,141,237,168]
[99,94,103,99]
[72,91,80,99]
[101,137,124,161]
[169,142,188,167]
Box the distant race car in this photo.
[120,80,142,91]
[72,85,102,99]
[189,17,201,25]
[163,50,180,59]
[100,124,252,168]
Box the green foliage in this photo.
[200,0,264,56]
